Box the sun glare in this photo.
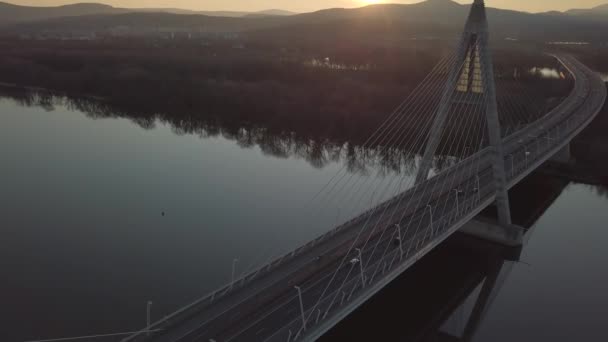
[359,0,385,5]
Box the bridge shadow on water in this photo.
[319,171,567,342]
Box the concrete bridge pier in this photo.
[551,143,572,163]
[459,218,524,247]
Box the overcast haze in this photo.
[4,0,606,13]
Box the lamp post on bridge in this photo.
[355,248,366,287]
[518,139,529,169]
[528,134,539,156]
[395,224,404,260]
[452,189,460,217]
[230,258,239,290]
[146,301,153,336]
[475,175,481,202]
[294,286,307,331]
[426,205,434,235]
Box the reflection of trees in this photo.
[2,88,430,175]
[590,184,608,200]
[0,70,571,177]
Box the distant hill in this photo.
[259,9,296,16]
[253,0,608,42]
[566,3,608,15]
[245,9,296,17]
[0,2,125,24]
[141,8,250,17]
[3,0,607,43]
[138,8,296,18]
[0,1,295,25]
[564,3,608,21]
[3,12,286,34]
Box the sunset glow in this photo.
[3,1,607,13]
[359,0,385,4]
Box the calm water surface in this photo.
[0,94,409,341]
[1,91,608,341]
[472,183,608,341]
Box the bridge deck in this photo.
[125,55,606,342]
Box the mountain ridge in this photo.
[566,3,608,16]
[2,0,607,43]
[0,1,295,24]
[1,0,606,23]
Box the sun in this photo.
[359,0,385,4]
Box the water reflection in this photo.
[0,74,570,177]
[529,67,565,80]
[0,87,485,179]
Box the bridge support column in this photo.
[414,0,513,230]
[478,34,513,228]
[551,143,571,163]
[460,218,524,247]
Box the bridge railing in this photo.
[505,59,605,186]
[267,189,491,342]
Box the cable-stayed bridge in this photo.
[125,1,607,341]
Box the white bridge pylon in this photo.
[415,0,512,225]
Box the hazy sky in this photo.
[6,0,606,13]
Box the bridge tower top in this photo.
[465,0,488,33]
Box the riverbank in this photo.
[0,81,106,102]
[0,38,570,145]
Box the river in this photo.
[1,87,607,341]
